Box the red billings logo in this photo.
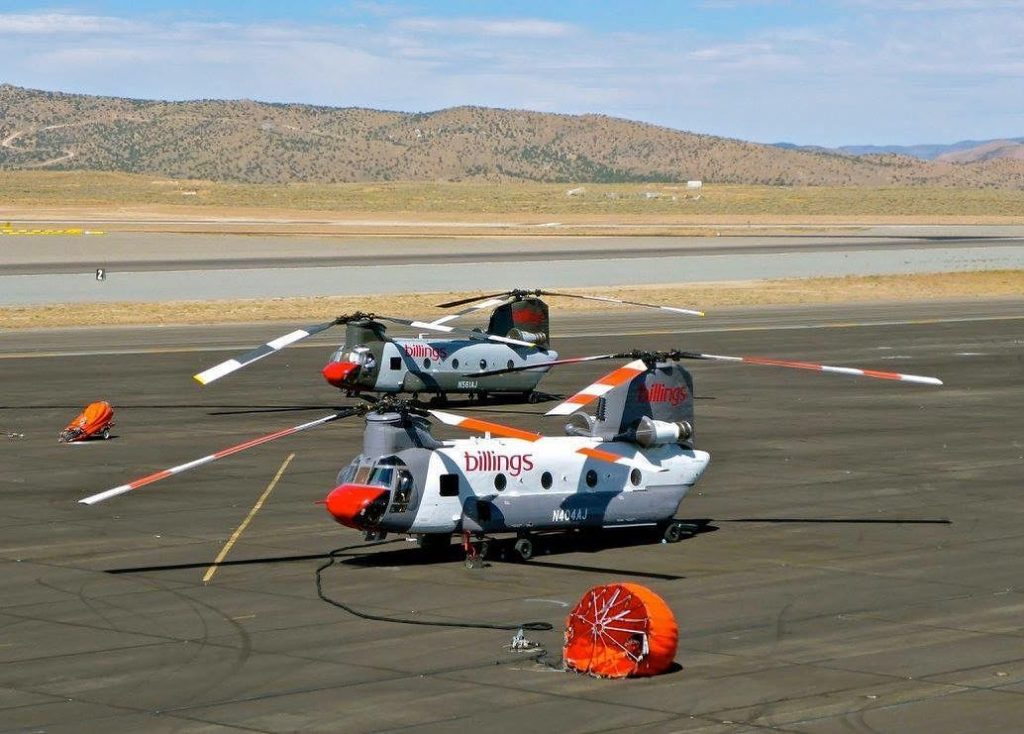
[463,451,535,477]
[404,343,448,360]
[636,383,688,406]
[512,308,545,326]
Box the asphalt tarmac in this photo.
[3,230,1024,305]
[2,302,1023,732]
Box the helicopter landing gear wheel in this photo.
[429,393,448,407]
[513,537,534,561]
[661,520,693,543]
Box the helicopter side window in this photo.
[353,465,372,484]
[494,473,507,491]
[451,358,459,369]
[391,470,414,513]
[390,357,402,370]
[585,469,598,488]
[439,473,459,497]
[479,359,487,370]
[541,471,553,489]
[423,358,431,369]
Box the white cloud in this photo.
[0,12,144,34]
[1,7,1021,145]
[393,17,576,39]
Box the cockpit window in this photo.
[330,345,374,367]
[368,456,405,488]
[367,466,394,487]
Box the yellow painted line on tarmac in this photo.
[203,452,295,584]
[0,224,104,235]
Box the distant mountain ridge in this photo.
[777,138,1024,162]
[2,85,1023,187]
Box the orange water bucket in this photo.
[563,582,678,678]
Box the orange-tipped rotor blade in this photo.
[546,359,650,416]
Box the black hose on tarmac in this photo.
[315,545,553,632]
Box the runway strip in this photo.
[2,230,1022,305]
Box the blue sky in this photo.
[1,1,1021,146]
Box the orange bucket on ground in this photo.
[59,401,115,442]
[563,582,678,678]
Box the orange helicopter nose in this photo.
[322,361,358,387]
[324,484,388,528]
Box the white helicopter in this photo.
[190,289,703,404]
[80,346,941,566]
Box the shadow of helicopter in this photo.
[103,516,948,577]
[103,526,715,580]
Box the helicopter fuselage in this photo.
[323,336,558,397]
[325,437,710,536]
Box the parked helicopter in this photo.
[81,344,941,566]
[191,289,703,404]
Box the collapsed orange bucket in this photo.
[563,582,678,678]
[59,401,115,442]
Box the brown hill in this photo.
[936,139,1024,163]
[1,85,1022,187]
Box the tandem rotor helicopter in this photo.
[191,289,703,404]
[82,336,942,567]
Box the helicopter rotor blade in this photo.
[433,288,703,328]
[536,290,704,317]
[194,319,340,385]
[672,351,943,385]
[79,408,359,505]
[545,359,651,416]
[435,291,514,309]
[377,316,540,349]
[428,409,665,472]
[429,409,544,442]
[426,297,513,327]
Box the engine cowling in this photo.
[632,416,693,447]
[506,328,547,345]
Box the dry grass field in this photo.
[3,272,1021,330]
[2,172,1024,230]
